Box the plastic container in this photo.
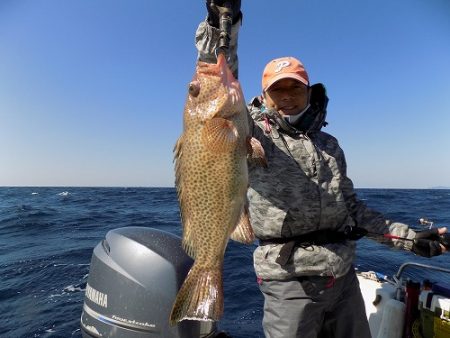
[419,290,435,338]
[358,275,397,338]
[434,319,450,338]
[376,298,405,338]
[369,288,397,335]
[432,282,450,298]
[433,296,450,338]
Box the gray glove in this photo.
[206,0,242,28]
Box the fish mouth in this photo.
[196,53,235,83]
[194,53,242,117]
[196,60,220,77]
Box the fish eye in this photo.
[188,81,200,97]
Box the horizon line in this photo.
[1,185,449,190]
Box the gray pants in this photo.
[258,268,371,338]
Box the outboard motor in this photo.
[80,227,221,338]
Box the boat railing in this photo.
[394,262,450,281]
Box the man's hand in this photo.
[206,0,242,28]
[412,227,447,257]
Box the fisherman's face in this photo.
[264,78,310,116]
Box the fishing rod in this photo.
[364,218,450,249]
[210,0,233,59]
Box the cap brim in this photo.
[264,73,309,91]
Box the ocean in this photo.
[1,187,449,338]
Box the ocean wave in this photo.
[1,187,449,338]
[63,284,86,293]
[57,191,70,197]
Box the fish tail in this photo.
[169,264,223,325]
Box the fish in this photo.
[170,53,264,324]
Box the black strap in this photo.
[276,240,297,266]
[259,227,368,267]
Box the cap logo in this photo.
[274,60,290,73]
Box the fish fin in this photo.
[247,136,268,167]
[182,219,196,258]
[173,136,184,199]
[230,204,255,244]
[169,265,223,325]
[173,136,183,160]
[174,136,196,258]
[202,117,238,153]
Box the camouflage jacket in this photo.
[195,20,416,280]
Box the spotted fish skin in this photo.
[170,53,254,324]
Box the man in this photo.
[197,1,447,337]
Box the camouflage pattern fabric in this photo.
[195,18,240,79]
[195,20,416,280]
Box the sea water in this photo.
[1,187,449,338]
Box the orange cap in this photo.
[262,57,309,91]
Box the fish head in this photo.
[185,53,244,122]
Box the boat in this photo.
[80,227,450,338]
[357,262,450,338]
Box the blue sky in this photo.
[1,0,449,188]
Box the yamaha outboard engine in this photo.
[80,227,221,338]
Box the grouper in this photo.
[170,53,265,324]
